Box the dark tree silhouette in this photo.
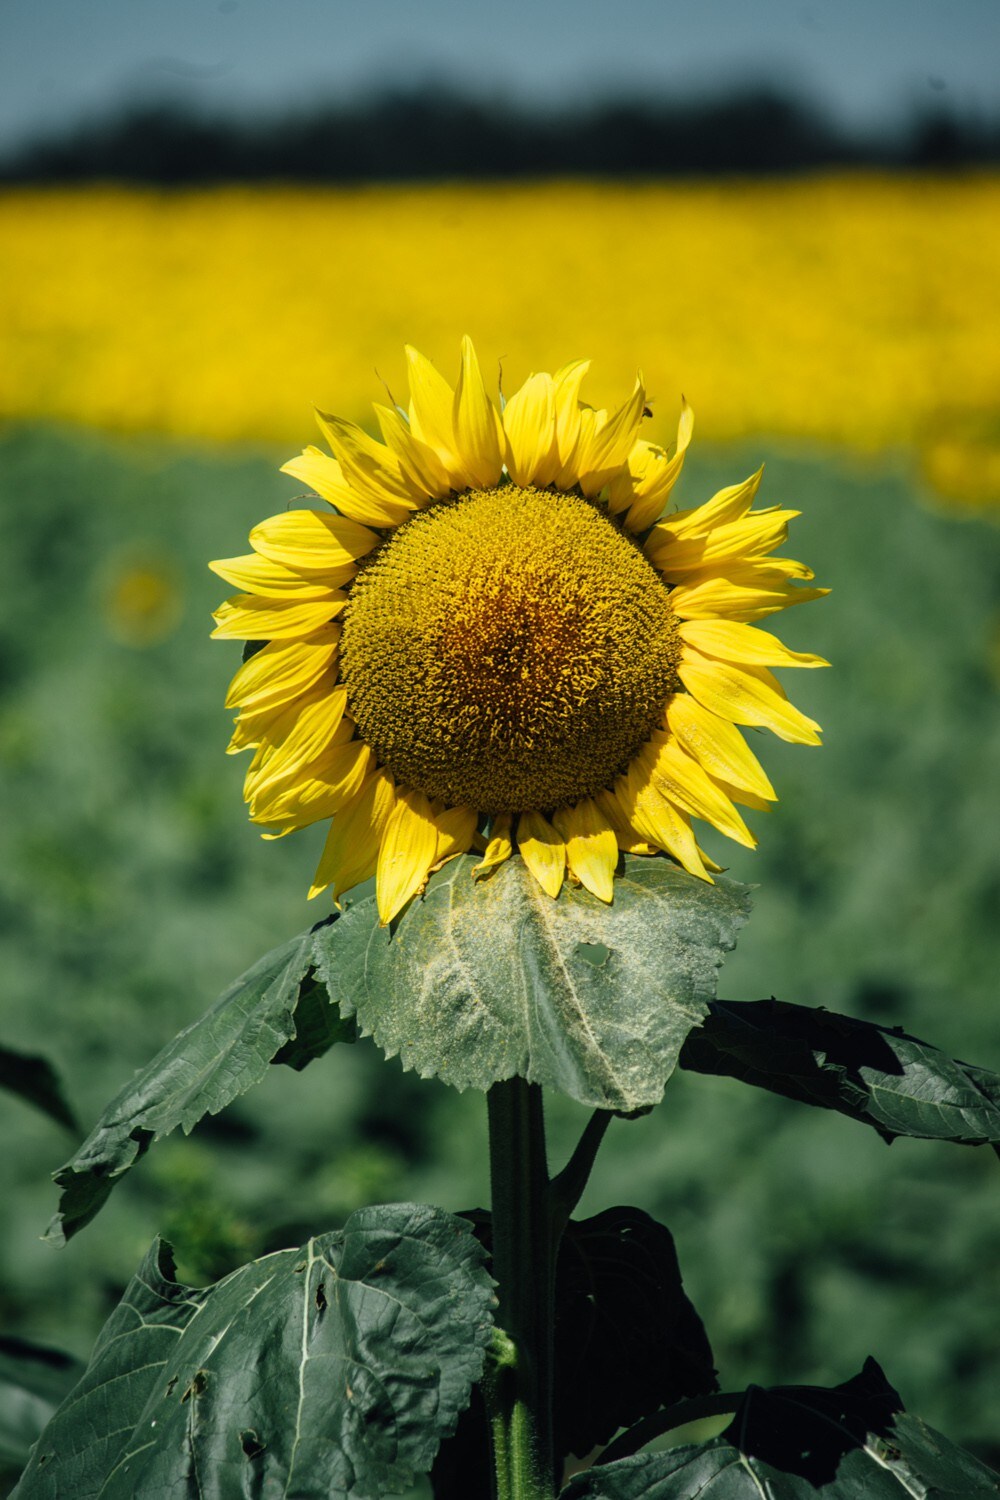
[2,87,998,183]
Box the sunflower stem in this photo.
[485,1078,557,1500]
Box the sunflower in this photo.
[212,338,827,925]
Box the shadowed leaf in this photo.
[271,971,357,1070]
[16,1204,494,1500]
[564,1359,1000,1497]
[555,1207,717,1460]
[680,998,1000,1145]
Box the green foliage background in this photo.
[0,425,998,1488]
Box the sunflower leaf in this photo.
[271,970,357,1070]
[46,924,346,1244]
[563,1359,1000,1498]
[15,1204,495,1500]
[680,998,1000,1145]
[312,853,752,1112]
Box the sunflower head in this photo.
[212,337,828,924]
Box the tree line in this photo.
[3,87,998,183]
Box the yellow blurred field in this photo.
[1,175,999,503]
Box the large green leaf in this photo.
[680,999,1000,1145]
[563,1360,1000,1497]
[46,926,346,1245]
[16,1203,494,1500]
[314,855,751,1112]
[0,1046,76,1131]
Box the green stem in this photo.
[485,1078,557,1500]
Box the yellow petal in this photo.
[430,803,478,867]
[376,787,440,924]
[224,632,340,712]
[250,508,379,574]
[615,399,694,532]
[639,737,756,849]
[309,769,396,900]
[374,402,452,500]
[680,618,829,669]
[242,695,353,767]
[666,692,776,800]
[516,809,566,898]
[473,813,513,877]
[314,410,418,524]
[646,508,798,576]
[681,555,817,585]
[502,372,558,486]
[235,685,352,753]
[713,779,773,813]
[243,688,349,798]
[406,344,460,473]
[212,593,346,641]
[254,739,372,831]
[577,377,647,496]
[606,438,659,516]
[696,843,727,875]
[280,446,363,515]
[226,714,265,754]
[551,358,591,478]
[593,789,658,855]
[658,468,763,540]
[209,553,348,597]
[670,574,829,622]
[453,335,504,488]
[620,762,711,880]
[552,798,618,903]
[678,649,822,745]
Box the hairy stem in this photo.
[484,1078,557,1500]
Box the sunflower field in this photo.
[2,175,1000,504]
[1,175,999,1494]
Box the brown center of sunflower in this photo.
[339,485,680,812]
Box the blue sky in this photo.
[1,0,998,149]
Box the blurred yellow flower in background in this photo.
[213,341,826,923]
[100,550,184,648]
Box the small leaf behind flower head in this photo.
[314,853,752,1112]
